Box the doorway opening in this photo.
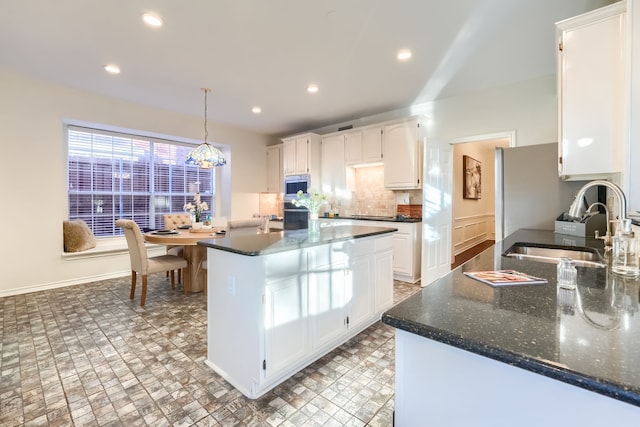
[448,131,513,263]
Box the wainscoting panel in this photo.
[453,214,495,256]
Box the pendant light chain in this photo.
[203,87,210,144]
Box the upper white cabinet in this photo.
[320,134,346,199]
[383,118,423,189]
[282,133,321,176]
[266,144,283,193]
[344,127,383,166]
[361,126,384,163]
[556,2,626,180]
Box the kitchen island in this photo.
[198,225,396,399]
[382,229,640,425]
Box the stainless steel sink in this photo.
[503,243,606,268]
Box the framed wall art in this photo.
[463,155,481,199]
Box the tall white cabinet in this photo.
[556,2,626,180]
[266,144,283,193]
[383,118,423,189]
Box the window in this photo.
[67,126,216,237]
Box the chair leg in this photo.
[130,271,137,300]
[178,269,182,284]
[170,270,176,289]
[140,275,148,306]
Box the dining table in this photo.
[144,228,225,293]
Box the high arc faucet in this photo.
[568,180,628,223]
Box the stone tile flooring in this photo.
[0,276,421,426]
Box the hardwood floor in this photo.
[451,240,495,269]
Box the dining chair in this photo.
[116,219,188,306]
[162,213,192,282]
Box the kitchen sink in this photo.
[502,243,606,268]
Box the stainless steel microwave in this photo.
[284,174,310,200]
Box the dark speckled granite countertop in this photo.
[198,225,396,256]
[382,229,640,407]
[321,215,422,223]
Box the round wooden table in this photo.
[144,229,223,293]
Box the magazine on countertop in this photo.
[463,270,548,287]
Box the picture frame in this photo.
[463,155,481,199]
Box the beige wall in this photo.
[0,70,273,296]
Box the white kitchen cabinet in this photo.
[374,236,394,311]
[264,273,310,380]
[344,127,383,166]
[383,118,423,189]
[266,144,283,193]
[344,130,363,165]
[308,245,348,350]
[361,126,383,164]
[320,134,346,199]
[349,219,422,283]
[282,133,321,176]
[556,2,626,180]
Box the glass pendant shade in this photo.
[185,87,226,168]
[185,142,226,168]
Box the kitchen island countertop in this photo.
[198,225,397,256]
[382,229,640,407]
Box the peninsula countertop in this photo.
[197,225,397,256]
[382,229,640,407]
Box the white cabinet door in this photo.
[346,250,375,331]
[320,134,346,198]
[362,126,383,163]
[383,119,422,189]
[392,232,412,275]
[264,275,309,380]
[308,255,347,350]
[267,144,283,193]
[557,3,626,179]
[283,136,309,175]
[375,238,394,312]
[344,130,363,166]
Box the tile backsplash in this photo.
[331,165,422,217]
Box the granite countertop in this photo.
[322,215,422,223]
[198,225,397,256]
[382,229,640,407]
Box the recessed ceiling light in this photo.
[397,49,412,61]
[307,84,319,94]
[252,106,262,114]
[142,13,163,27]
[104,64,121,74]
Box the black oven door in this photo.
[283,202,309,230]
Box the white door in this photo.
[421,137,453,287]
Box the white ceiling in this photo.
[0,0,614,136]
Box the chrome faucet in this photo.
[568,180,627,223]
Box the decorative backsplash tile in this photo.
[334,165,422,217]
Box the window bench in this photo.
[61,237,164,261]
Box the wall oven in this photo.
[283,202,309,230]
[283,175,311,230]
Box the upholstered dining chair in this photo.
[162,213,192,282]
[116,219,187,306]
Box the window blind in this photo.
[67,126,215,237]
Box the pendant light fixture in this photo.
[185,88,226,168]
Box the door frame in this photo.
[448,130,516,254]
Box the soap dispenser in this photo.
[611,219,640,277]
